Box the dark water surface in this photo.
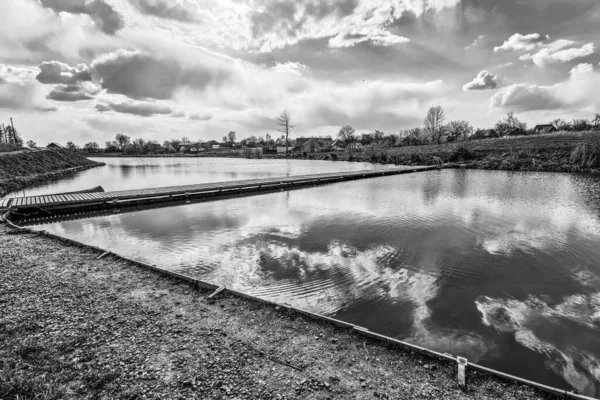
[29,158,600,396]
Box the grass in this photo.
[305,131,600,173]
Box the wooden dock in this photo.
[1,166,438,223]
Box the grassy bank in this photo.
[0,223,565,400]
[0,149,104,197]
[309,132,600,173]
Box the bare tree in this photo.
[593,114,600,130]
[448,120,474,141]
[338,125,356,144]
[276,110,294,154]
[424,106,447,144]
[227,131,236,143]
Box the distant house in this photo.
[293,138,322,153]
[347,142,363,150]
[533,124,557,134]
[276,146,290,153]
[47,142,63,149]
[470,129,499,140]
[211,144,220,149]
[331,139,345,151]
[506,128,527,137]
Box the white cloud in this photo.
[0,64,36,85]
[271,62,309,76]
[465,34,485,50]
[463,70,499,91]
[491,63,600,112]
[520,42,595,67]
[38,0,124,35]
[494,33,549,52]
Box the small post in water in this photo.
[457,356,467,390]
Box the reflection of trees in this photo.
[420,171,444,205]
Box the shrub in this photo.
[570,140,600,168]
[449,145,474,162]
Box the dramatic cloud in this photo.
[36,61,92,84]
[130,0,202,22]
[272,62,309,76]
[91,49,230,100]
[96,100,173,116]
[491,63,600,112]
[248,0,458,52]
[494,33,549,52]
[35,106,59,112]
[46,83,99,102]
[463,71,499,91]
[38,0,124,35]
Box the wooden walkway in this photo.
[1,166,437,215]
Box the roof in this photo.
[533,124,557,132]
[47,142,62,148]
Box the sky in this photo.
[1,0,600,145]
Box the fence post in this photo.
[457,356,467,390]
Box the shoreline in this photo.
[0,149,105,197]
[0,221,577,399]
[88,132,600,175]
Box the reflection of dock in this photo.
[1,166,437,223]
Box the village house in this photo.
[46,142,63,149]
[533,124,558,134]
[295,138,322,153]
[470,129,499,140]
[331,139,345,151]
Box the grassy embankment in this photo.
[0,222,563,400]
[320,131,600,173]
[0,149,104,197]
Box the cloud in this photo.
[328,31,410,48]
[0,64,35,85]
[520,42,595,67]
[463,70,499,91]
[495,33,595,67]
[170,110,186,118]
[491,63,600,112]
[38,0,124,35]
[46,83,99,102]
[91,49,230,100]
[272,62,309,76]
[96,100,173,116]
[35,106,59,112]
[36,61,92,84]
[189,112,212,121]
[130,0,202,22]
[248,0,458,52]
[494,33,549,52]
[465,34,485,50]
[95,103,111,112]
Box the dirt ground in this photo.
[0,223,563,399]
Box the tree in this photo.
[572,119,590,131]
[83,142,99,153]
[448,120,474,141]
[593,114,600,130]
[494,112,527,136]
[115,133,130,150]
[228,131,236,143]
[552,118,570,131]
[338,125,356,144]
[276,110,294,153]
[181,137,190,145]
[424,106,447,144]
[66,141,78,151]
[222,135,227,143]
[26,140,37,148]
[105,141,119,152]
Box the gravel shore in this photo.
[0,223,561,399]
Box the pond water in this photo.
[27,158,600,396]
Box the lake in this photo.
[23,157,600,396]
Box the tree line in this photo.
[15,108,600,154]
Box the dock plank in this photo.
[7,166,437,214]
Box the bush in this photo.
[570,140,600,168]
[449,145,474,162]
